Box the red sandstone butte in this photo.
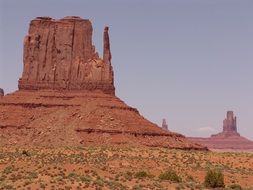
[189,111,253,151]
[18,16,114,95]
[0,16,206,150]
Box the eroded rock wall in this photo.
[18,16,114,95]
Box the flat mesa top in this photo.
[19,16,114,95]
[34,16,90,22]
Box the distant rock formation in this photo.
[18,16,114,95]
[189,111,253,151]
[0,88,4,97]
[162,119,168,130]
[211,111,240,138]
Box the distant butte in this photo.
[211,111,240,138]
[189,111,253,151]
[0,16,206,150]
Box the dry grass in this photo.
[0,145,252,189]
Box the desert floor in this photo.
[0,145,252,190]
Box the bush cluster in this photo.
[204,169,225,188]
[159,169,182,182]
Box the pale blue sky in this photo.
[0,0,253,140]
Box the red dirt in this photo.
[0,90,206,150]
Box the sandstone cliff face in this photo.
[18,16,114,95]
[0,16,207,150]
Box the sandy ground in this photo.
[0,145,253,189]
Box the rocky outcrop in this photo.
[0,88,4,97]
[162,119,168,130]
[189,111,253,151]
[223,111,238,132]
[18,16,114,95]
[0,16,207,150]
[211,111,240,138]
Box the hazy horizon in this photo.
[1,0,253,140]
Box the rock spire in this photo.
[162,119,168,130]
[0,88,4,97]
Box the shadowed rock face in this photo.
[162,119,168,130]
[0,88,4,97]
[18,16,114,95]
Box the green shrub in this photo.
[134,171,152,178]
[159,169,182,182]
[22,150,30,156]
[229,184,242,190]
[124,171,133,180]
[132,185,142,190]
[204,169,225,188]
[3,165,15,174]
[94,178,104,187]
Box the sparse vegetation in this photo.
[229,184,243,190]
[0,145,252,189]
[159,169,182,182]
[204,169,225,188]
[134,171,153,179]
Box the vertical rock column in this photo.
[0,88,4,97]
[223,111,237,133]
[162,119,168,130]
[103,26,111,63]
[103,26,114,85]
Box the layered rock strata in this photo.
[0,16,207,150]
[0,90,206,150]
[18,16,114,95]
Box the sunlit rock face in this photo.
[18,16,114,95]
[0,16,207,150]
